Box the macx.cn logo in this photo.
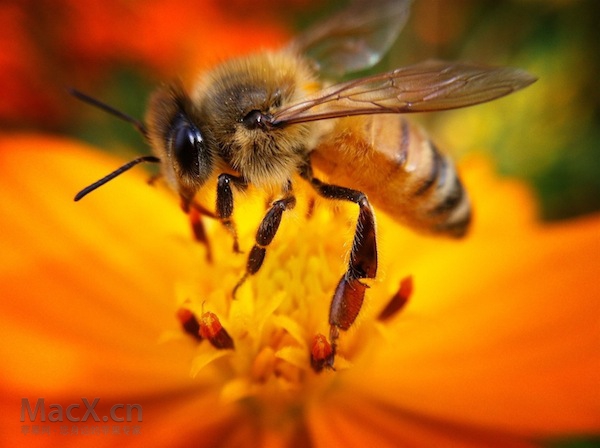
[21,398,143,423]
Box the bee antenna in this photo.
[68,88,149,138]
[74,155,161,201]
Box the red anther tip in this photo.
[310,333,335,372]
[177,308,203,341]
[176,308,194,323]
[199,312,222,340]
[311,334,333,361]
[399,275,413,299]
[199,311,234,349]
[378,275,413,321]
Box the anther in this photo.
[310,334,336,372]
[378,276,413,321]
[176,308,203,341]
[199,311,235,349]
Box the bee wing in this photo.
[271,60,537,126]
[290,0,412,76]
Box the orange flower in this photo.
[1,134,599,447]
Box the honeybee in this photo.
[74,0,535,368]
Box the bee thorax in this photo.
[228,128,308,188]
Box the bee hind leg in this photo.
[301,166,378,369]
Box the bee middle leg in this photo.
[233,182,296,297]
[300,164,378,357]
[216,173,247,253]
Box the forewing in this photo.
[271,60,537,125]
[290,0,413,76]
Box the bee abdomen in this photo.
[310,115,471,238]
[408,136,470,237]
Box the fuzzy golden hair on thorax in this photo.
[190,51,319,189]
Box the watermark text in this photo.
[21,398,142,423]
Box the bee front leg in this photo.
[216,173,247,253]
[301,166,377,367]
[188,205,212,262]
[233,182,296,297]
[178,199,218,261]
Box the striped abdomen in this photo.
[311,115,471,237]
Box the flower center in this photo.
[170,189,412,413]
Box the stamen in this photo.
[310,334,335,373]
[171,189,412,388]
[378,275,413,321]
[176,308,203,341]
[199,311,235,350]
[251,346,276,382]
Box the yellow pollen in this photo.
[169,186,412,412]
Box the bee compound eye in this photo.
[170,121,204,176]
[174,122,202,158]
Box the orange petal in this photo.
[343,169,600,440]
[309,392,538,448]
[0,135,244,445]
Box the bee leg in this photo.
[309,179,378,321]
[190,199,217,219]
[301,168,377,364]
[216,173,247,253]
[182,200,217,258]
[233,185,296,297]
[146,172,162,186]
[178,196,214,259]
[188,205,213,262]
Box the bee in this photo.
[73,0,536,368]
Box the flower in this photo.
[1,134,599,447]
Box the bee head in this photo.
[146,83,216,207]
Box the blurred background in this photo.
[1,0,599,224]
[1,0,599,223]
[0,1,598,447]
